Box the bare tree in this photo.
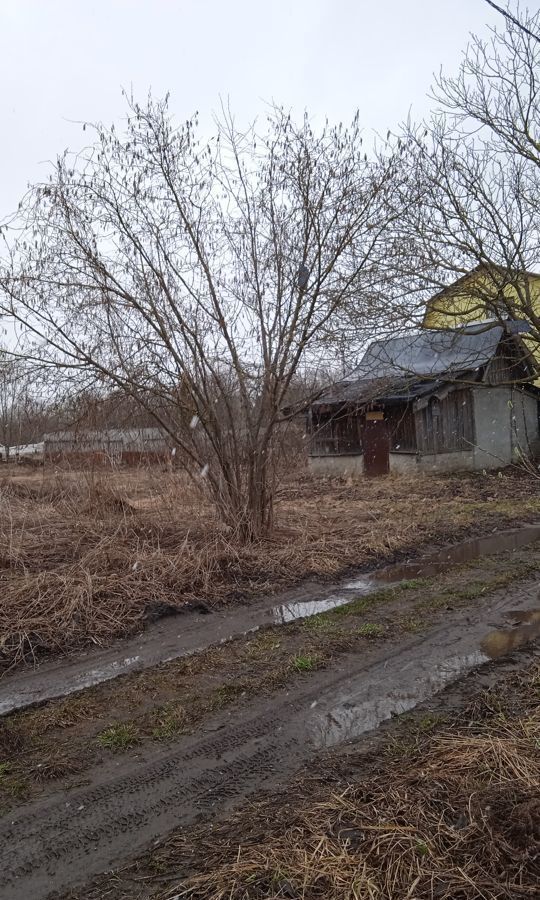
[484,0,540,43]
[392,5,540,350]
[0,353,37,460]
[1,98,399,540]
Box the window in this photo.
[309,410,362,455]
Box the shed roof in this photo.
[313,375,449,408]
[348,324,504,381]
[43,427,166,444]
[313,323,534,409]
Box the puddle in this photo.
[374,525,540,583]
[273,578,373,624]
[506,607,540,624]
[481,608,540,658]
[0,655,143,717]
[309,650,488,749]
[308,600,540,750]
[273,527,540,625]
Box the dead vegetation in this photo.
[121,662,539,900]
[1,465,540,672]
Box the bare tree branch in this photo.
[485,0,540,44]
[0,97,398,540]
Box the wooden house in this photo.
[308,323,540,476]
[422,266,540,383]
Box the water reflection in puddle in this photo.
[273,527,540,626]
[481,609,540,658]
[4,527,540,719]
[309,650,488,749]
[273,579,373,624]
[308,603,540,750]
[374,526,540,583]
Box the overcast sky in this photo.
[0,0,513,220]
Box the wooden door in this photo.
[363,414,390,476]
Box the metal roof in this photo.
[312,324,531,409]
[348,324,505,381]
[313,375,449,408]
[43,428,165,443]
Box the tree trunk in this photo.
[213,453,274,543]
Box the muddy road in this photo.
[1,573,539,900]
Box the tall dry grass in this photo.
[0,465,539,672]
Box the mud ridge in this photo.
[2,523,539,717]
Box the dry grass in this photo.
[149,665,540,900]
[1,465,540,672]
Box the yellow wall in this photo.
[422,269,540,382]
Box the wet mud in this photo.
[374,523,540,582]
[1,574,539,900]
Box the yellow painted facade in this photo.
[422,268,540,382]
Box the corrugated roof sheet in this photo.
[313,324,507,408]
[349,324,504,381]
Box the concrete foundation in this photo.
[390,451,476,474]
[308,454,365,477]
[308,450,479,476]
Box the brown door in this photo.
[363,414,390,476]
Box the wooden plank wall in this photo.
[415,389,474,454]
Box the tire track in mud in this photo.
[0,692,310,899]
[1,579,539,900]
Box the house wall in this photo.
[422,270,540,387]
[45,450,169,468]
[415,388,474,454]
[472,386,513,468]
[462,386,539,468]
[510,390,540,457]
[308,386,540,477]
[44,428,170,468]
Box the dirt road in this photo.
[1,575,538,900]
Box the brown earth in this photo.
[66,653,539,900]
[1,467,540,900]
[1,542,539,816]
